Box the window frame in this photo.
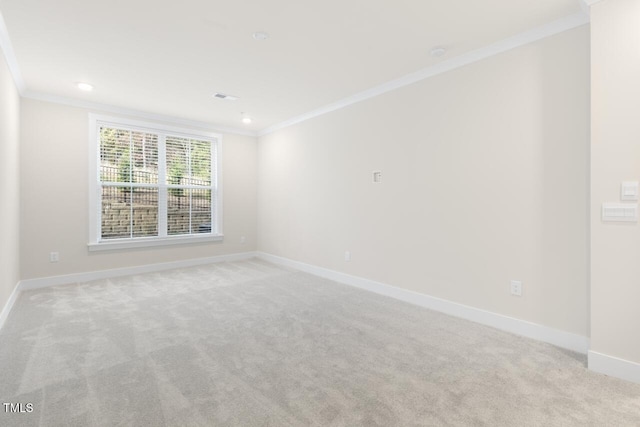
[88,114,223,251]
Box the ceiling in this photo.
[1,0,584,134]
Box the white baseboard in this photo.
[588,351,640,384]
[0,281,20,331]
[19,251,257,291]
[257,252,590,354]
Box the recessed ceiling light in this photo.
[252,32,269,41]
[430,47,447,58]
[77,82,94,91]
[241,112,252,124]
[213,93,238,101]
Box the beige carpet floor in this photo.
[0,259,639,426]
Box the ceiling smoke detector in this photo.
[252,32,269,41]
[212,93,238,101]
[430,47,447,58]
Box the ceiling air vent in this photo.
[213,93,238,101]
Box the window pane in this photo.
[167,189,211,235]
[168,188,190,235]
[131,131,158,184]
[101,186,132,239]
[192,188,211,233]
[166,136,188,186]
[100,127,159,184]
[166,136,211,187]
[132,188,158,238]
[102,186,159,239]
[190,139,211,186]
[100,127,133,183]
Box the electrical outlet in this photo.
[240,236,246,244]
[50,252,59,263]
[344,251,351,262]
[510,280,522,297]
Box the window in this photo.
[88,115,222,250]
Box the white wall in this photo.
[20,99,257,279]
[258,26,590,337]
[0,43,20,312]
[590,0,640,367]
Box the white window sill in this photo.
[87,234,224,252]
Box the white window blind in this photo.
[89,115,222,250]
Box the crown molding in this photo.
[0,9,25,93]
[3,5,590,140]
[258,11,590,137]
[22,91,258,137]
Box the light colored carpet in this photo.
[0,259,639,426]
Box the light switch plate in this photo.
[621,181,639,201]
